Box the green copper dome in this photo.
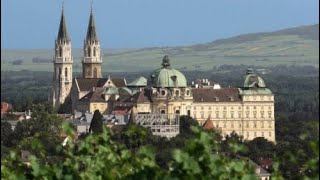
[243,67,266,88]
[149,55,187,88]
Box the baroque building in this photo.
[50,7,275,142]
[118,57,275,142]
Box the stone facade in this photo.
[51,8,73,108]
[82,10,102,78]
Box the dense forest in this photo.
[1,65,319,178]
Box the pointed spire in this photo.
[57,3,69,41]
[86,3,98,42]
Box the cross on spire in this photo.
[86,1,98,42]
[91,0,93,13]
[57,1,69,41]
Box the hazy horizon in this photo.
[2,0,319,49]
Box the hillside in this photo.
[1,24,319,72]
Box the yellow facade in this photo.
[90,102,107,114]
[192,94,275,142]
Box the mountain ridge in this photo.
[1,24,319,72]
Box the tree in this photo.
[245,137,275,162]
[89,110,104,134]
[1,125,257,179]
[221,131,246,158]
[1,121,13,146]
[10,104,63,153]
[57,96,72,114]
[178,115,199,137]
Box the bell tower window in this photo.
[87,47,91,57]
[93,47,96,57]
[93,67,97,78]
[59,46,63,57]
[65,68,68,80]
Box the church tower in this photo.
[52,6,73,108]
[82,7,102,78]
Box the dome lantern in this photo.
[149,55,187,88]
[243,68,266,88]
[162,55,171,68]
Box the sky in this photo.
[1,0,319,49]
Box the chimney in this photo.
[92,87,96,91]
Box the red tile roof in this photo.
[258,159,273,169]
[192,88,241,102]
[1,102,13,113]
[202,118,215,130]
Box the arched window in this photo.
[160,110,165,114]
[93,47,96,57]
[59,46,63,57]
[175,90,179,96]
[93,67,98,78]
[87,47,91,57]
[187,110,191,116]
[65,67,68,80]
[175,110,180,114]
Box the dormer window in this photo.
[229,97,234,101]
[171,75,177,81]
[215,97,219,101]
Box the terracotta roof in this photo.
[258,159,273,169]
[192,88,241,102]
[112,106,133,115]
[202,118,215,130]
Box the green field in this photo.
[1,24,319,72]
